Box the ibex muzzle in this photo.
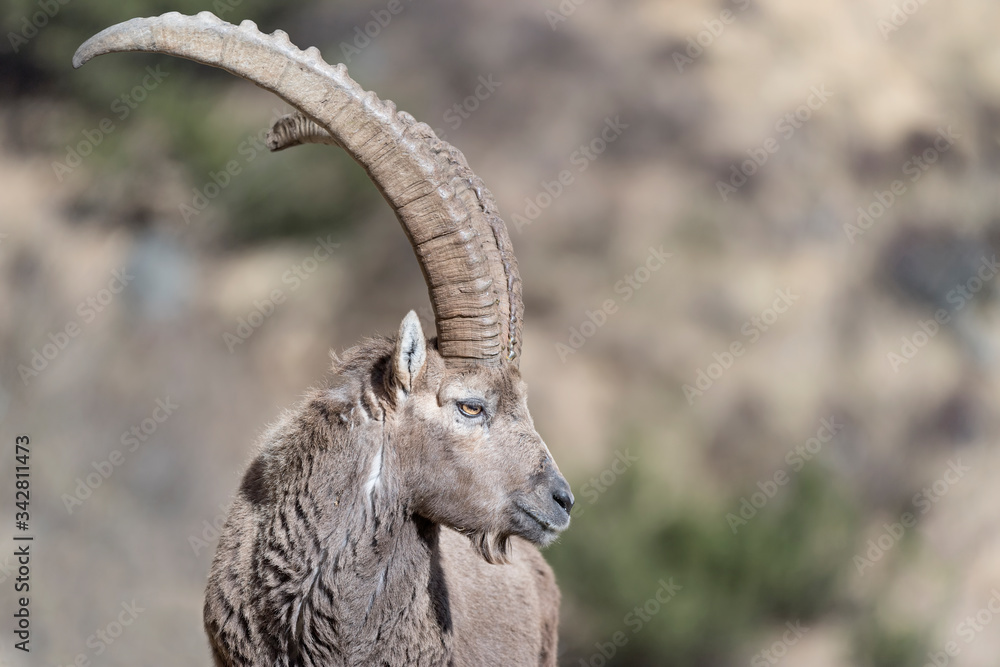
[76,11,572,666]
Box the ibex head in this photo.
[74,12,572,564]
[387,312,573,562]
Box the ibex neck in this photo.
[287,417,452,664]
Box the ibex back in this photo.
[75,11,573,666]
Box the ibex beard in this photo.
[75,11,573,667]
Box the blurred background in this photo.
[2,0,1000,665]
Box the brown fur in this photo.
[204,324,570,665]
[72,13,572,664]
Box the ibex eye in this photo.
[458,402,483,417]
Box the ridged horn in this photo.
[73,12,523,366]
[267,112,341,151]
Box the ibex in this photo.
[75,11,573,667]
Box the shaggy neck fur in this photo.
[220,339,454,666]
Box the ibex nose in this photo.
[552,479,574,515]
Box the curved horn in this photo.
[267,112,341,151]
[73,12,523,366]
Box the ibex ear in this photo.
[392,311,426,394]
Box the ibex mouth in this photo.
[515,500,569,539]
